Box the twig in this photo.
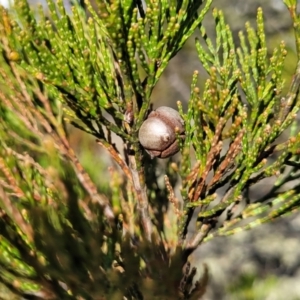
[208,129,245,188]
[277,60,300,123]
[0,186,33,242]
[192,118,225,202]
[58,137,115,219]
[192,141,223,202]
[128,148,153,241]
[0,157,24,198]
[164,175,182,219]
[96,139,132,183]
[185,223,212,250]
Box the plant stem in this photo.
[128,146,153,241]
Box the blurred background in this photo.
[1,0,300,299]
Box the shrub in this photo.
[0,0,300,298]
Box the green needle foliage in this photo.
[0,0,300,299]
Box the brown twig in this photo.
[58,138,115,219]
[192,141,223,202]
[192,118,225,202]
[128,149,153,241]
[208,129,245,188]
[96,139,132,183]
[185,223,212,250]
[277,60,300,123]
[0,186,33,242]
[0,157,24,198]
[164,175,181,219]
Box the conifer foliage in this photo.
[0,0,300,299]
